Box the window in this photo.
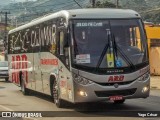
[59,31,64,55]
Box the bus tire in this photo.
[51,80,65,108]
[5,78,9,82]
[114,99,125,104]
[20,74,29,95]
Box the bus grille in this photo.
[95,80,135,86]
[95,88,137,97]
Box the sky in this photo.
[12,0,36,2]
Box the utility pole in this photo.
[116,0,119,8]
[0,11,10,60]
[90,0,96,8]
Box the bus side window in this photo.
[58,30,70,68]
[59,31,64,55]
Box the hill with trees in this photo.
[1,0,160,25]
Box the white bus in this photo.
[8,9,150,108]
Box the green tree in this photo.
[88,0,117,8]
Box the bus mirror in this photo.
[63,32,69,47]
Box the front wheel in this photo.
[114,99,125,104]
[5,78,9,82]
[51,80,65,108]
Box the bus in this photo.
[8,8,150,108]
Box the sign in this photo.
[40,59,58,65]
[107,53,114,68]
[76,22,103,27]
[76,54,90,64]
[116,59,122,67]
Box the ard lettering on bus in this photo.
[11,55,28,84]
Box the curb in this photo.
[150,86,160,90]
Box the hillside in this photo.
[1,0,89,25]
[0,0,12,9]
[110,0,160,23]
[1,0,160,24]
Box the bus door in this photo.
[32,27,43,92]
[57,25,73,102]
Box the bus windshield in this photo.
[72,19,148,69]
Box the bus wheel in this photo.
[52,80,65,108]
[20,74,29,95]
[114,99,125,104]
[5,78,9,82]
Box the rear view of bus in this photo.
[70,9,150,104]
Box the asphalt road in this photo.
[0,79,160,120]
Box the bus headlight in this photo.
[142,86,149,93]
[138,72,150,81]
[73,74,93,85]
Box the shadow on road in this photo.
[74,101,144,111]
[26,89,146,111]
[0,86,5,89]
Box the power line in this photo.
[73,0,82,8]
[13,1,81,24]
[2,0,79,11]
[90,0,96,8]
[6,0,89,25]
[10,0,87,17]
[116,0,119,8]
[140,7,160,14]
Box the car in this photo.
[0,61,9,82]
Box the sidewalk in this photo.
[150,76,160,90]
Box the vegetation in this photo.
[96,0,160,24]
[115,0,160,23]
[87,0,117,8]
[0,0,160,24]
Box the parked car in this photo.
[0,61,9,81]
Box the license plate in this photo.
[109,96,123,101]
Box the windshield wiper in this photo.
[72,25,79,55]
[95,31,111,72]
[95,31,135,72]
[112,34,135,69]
[112,34,118,60]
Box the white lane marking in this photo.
[0,105,38,120]
[0,105,14,111]
[22,117,38,120]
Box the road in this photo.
[0,79,160,120]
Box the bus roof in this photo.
[9,8,141,34]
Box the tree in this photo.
[88,0,117,8]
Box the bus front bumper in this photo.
[73,78,150,103]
